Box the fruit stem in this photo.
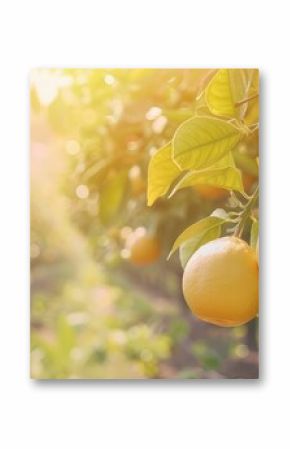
[235,93,259,107]
[234,186,259,238]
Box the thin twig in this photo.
[233,186,259,237]
[235,93,259,107]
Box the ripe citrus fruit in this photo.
[129,233,161,266]
[182,236,259,327]
[195,185,228,201]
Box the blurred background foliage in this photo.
[31,69,258,379]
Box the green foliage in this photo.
[205,68,258,119]
[147,68,259,265]
[173,117,241,170]
[31,316,76,378]
[250,219,259,249]
[191,341,221,371]
[147,142,180,206]
[171,165,243,196]
[168,210,229,262]
[179,225,221,269]
[168,318,190,343]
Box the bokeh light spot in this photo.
[120,248,130,259]
[152,116,167,134]
[104,74,116,86]
[129,165,141,179]
[146,106,162,121]
[234,344,249,358]
[65,140,80,155]
[76,184,89,199]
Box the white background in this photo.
[0,0,289,447]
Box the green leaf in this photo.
[168,213,228,259]
[179,225,221,268]
[208,151,235,168]
[250,219,259,249]
[147,142,181,206]
[99,171,127,224]
[171,165,243,196]
[206,69,236,117]
[169,146,243,198]
[244,70,259,125]
[205,69,256,119]
[173,116,241,171]
[234,148,259,177]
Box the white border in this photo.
[1,0,289,447]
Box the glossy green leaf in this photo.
[244,70,259,125]
[173,116,241,171]
[207,151,235,168]
[171,165,243,196]
[234,148,259,177]
[179,225,221,268]
[168,213,228,259]
[169,151,243,196]
[205,69,256,119]
[206,69,236,117]
[250,219,259,249]
[147,142,181,206]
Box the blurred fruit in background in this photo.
[126,228,161,266]
[194,185,229,201]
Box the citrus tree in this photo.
[31,68,259,378]
[147,68,259,327]
[36,68,258,325]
